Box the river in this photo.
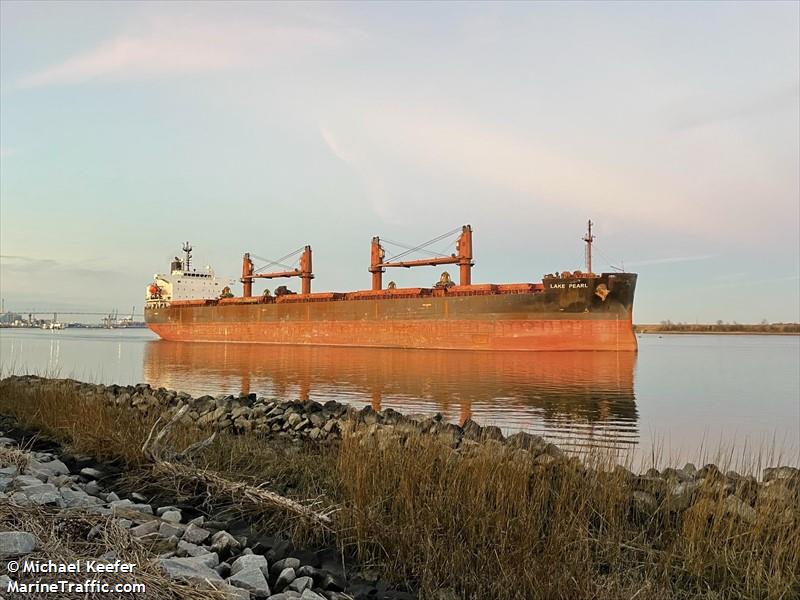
[1,328,797,467]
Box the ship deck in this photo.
[155,283,547,310]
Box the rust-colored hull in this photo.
[145,273,638,351]
[147,318,635,351]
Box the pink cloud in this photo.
[17,19,350,88]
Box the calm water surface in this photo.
[1,328,797,466]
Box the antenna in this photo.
[182,242,193,271]
[582,220,595,274]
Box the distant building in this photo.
[0,312,22,324]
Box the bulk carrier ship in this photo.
[144,223,637,351]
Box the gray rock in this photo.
[182,523,211,545]
[111,500,152,515]
[0,531,38,557]
[217,584,251,600]
[84,480,101,496]
[543,443,565,459]
[210,530,240,554]
[308,413,326,428]
[724,495,756,523]
[763,466,800,483]
[293,418,311,431]
[288,576,312,593]
[177,540,211,557]
[130,520,160,538]
[12,475,42,489]
[228,566,271,598]
[60,488,101,508]
[682,463,698,477]
[88,506,113,516]
[106,492,120,502]
[506,431,546,452]
[180,552,219,568]
[47,474,74,487]
[161,509,182,523]
[80,467,104,479]
[20,483,62,506]
[230,553,269,577]
[270,557,301,576]
[632,491,658,515]
[300,590,326,600]
[159,522,185,539]
[29,458,69,478]
[275,567,296,590]
[758,479,797,506]
[157,505,178,516]
[668,481,700,511]
[159,554,223,584]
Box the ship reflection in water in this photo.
[143,342,639,452]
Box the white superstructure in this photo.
[145,243,232,303]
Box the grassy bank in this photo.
[1,378,798,599]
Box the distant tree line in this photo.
[635,321,800,334]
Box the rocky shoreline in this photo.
[1,375,798,599]
[0,416,411,600]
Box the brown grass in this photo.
[336,428,800,599]
[1,378,798,600]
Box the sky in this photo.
[1,1,798,323]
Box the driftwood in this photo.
[141,405,334,529]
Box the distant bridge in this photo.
[5,310,145,318]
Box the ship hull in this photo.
[145,273,637,352]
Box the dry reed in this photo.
[0,378,798,600]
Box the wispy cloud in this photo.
[0,255,115,278]
[624,254,717,267]
[17,18,352,88]
[669,82,800,131]
[321,104,699,228]
[319,124,357,165]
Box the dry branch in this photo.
[141,405,334,529]
[152,461,334,528]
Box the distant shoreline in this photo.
[635,324,800,336]
[636,330,799,336]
